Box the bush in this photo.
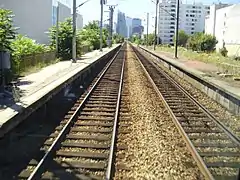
[0,9,16,52]
[174,30,189,47]
[10,35,49,74]
[220,47,228,57]
[80,40,93,53]
[49,18,82,60]
[113,34,124,44]
[187,32,217,52]
[79,21,103,50]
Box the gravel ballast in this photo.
[114,45,204,180]
[139,49,240,138]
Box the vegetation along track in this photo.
[131,44,240,180]
[17,44,126,180]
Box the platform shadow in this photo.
[0,96,75,180]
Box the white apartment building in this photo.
[158,0,210,44]
[205,4,240,56]
[0,0,83,44]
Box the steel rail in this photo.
[131,44,215,180]
[27,46,123,180]
[149,59,240,146]
[106,47,126,179]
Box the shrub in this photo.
[0,9,16,52]
[187,32,217,52]
[49,18,81,60]
[113,34,124,44]
[174,30,189,47]
[220,47,228,57]
[10,35,49,74]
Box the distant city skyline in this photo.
[77,0,239,34]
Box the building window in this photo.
[170,26,175,29]
[191,27,194,30]
[186,14,189,17]
[191,32,194,34]
[192,6,195,8]
[171,5,175,8]
[192,19,194,21]
[186,10,189,13]
[170,31,174,33]
[192,23,194,25]
[198,11,201,13]
[199,15,201,17]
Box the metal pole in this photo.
[56,2,59,58]
[154,0,159,50]
[109,6,114,47]
[72,0,77,63]
[146,12,149,47]
[107,10,111,47]
[100,0,104,51]
[174,0,180,58]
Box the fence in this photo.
[17,51,56,74]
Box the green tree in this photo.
[10,35,49,74]
[129,35,143,45]
[174,30,189,47]
[49,18,82,60]
[79,21,108,50]
[187,32,217,52]
[143,33,155,46]
[113,34,124,44]
[0,9,16,51]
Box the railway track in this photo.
[131,44,240,180]
[17,44,126,180]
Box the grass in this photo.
[147,45,240,76]
[20,58,60,76]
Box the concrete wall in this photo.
[0,0,52,44]
[58,2,71,22]
[204,4,240,56]
[77,13,83,29]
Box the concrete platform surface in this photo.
[0,45,119,124]
[141,46,240,100]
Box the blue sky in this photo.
[77,0,239,33]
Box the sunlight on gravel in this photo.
[114,45,204,180]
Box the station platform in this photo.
[0,44,120,137]
[139,46,240,115]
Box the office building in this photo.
[132,18,143,36]
[158,0,210,44]
[125,16,132,38]
[205,4,240,56]
[116,11,128,37]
